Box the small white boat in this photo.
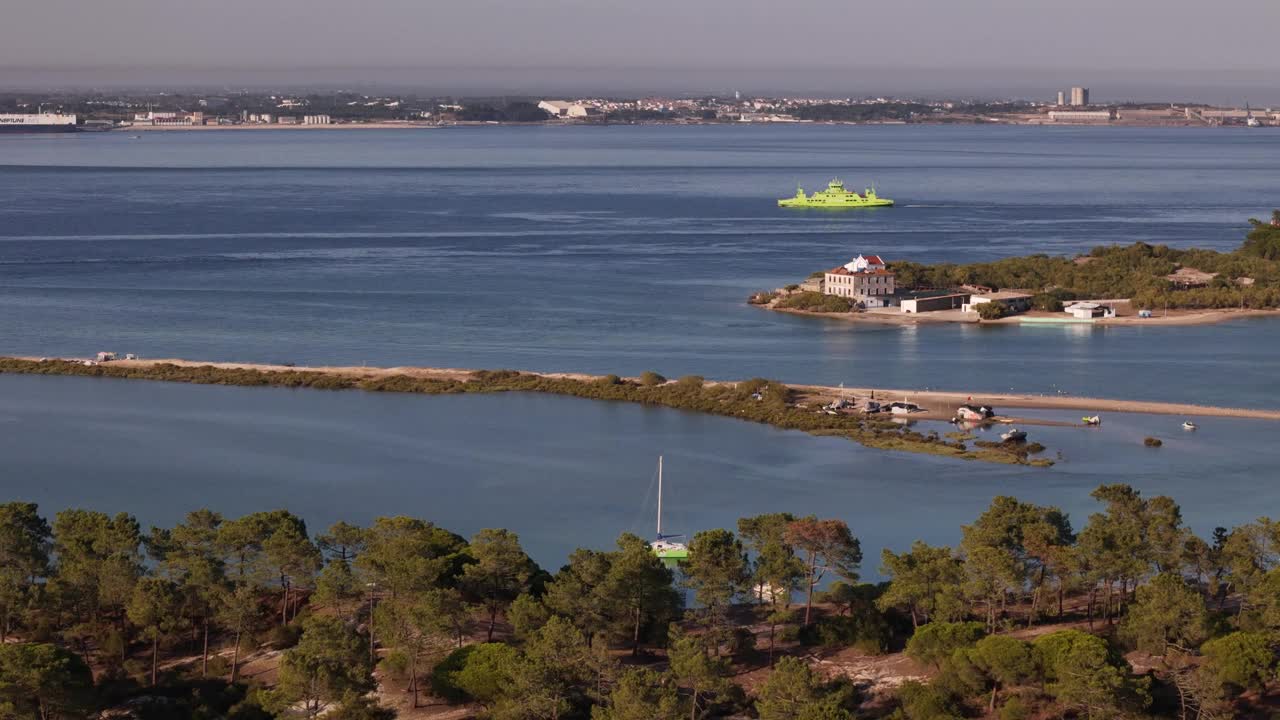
[1182,421,1197,431]
[1001,428,1027,442]
[1082,415,1101,426]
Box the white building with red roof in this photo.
[824,255,895,307]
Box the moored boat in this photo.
[651,456,688,561]
[1182,421,1198,431]
[1001,428,1028,442]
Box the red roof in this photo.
[864,255,885,266]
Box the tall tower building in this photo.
[1056,91,1066,106]
[1070,87,1090,106]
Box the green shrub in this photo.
[999,696,1029,720]
[1144,437,1163,447]
[774,291,854,313]
[1031,293,1064,312]
[905,622,986,668]
[430,643,519,705]
[975,302,1008,320]
[800,614,890,654]
[639,371,667,387]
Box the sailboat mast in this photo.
[656,455,663,538]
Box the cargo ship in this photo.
[0,113,79,134]
[778,179,893,208]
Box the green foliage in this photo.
[890,234,1280,310]
[774,291,854,313]
[877,541,965,627]
[463,528,537,641]
[591,668,683,720]
[1200,631,1275,694]
[892,679,963,720]
[0,357,1054,468]
[638,371,667,387]
[507,593,550,641]
[793,102,933,122]
[274,615,372,719]
[0,642,95,720]
[0,502,51,642]
[1144,436,1163,447]
[1242,212,1280,260]
[785,517,862,627]
[326,694,396,720]
[680,529,750,623]
[1033,630,1146,718]
[755,656,854,720]
[1031,292,1066,312]
[667,625,731,720]
[457,102,551,122]
[1119,572,1207,653]
[797,612,890,654]
[965,635,1035,711]
[905,621,986,669]
[431,642,519,705]
[975,301,1008,320]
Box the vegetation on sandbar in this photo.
[2,484,1279,718]
[0,357,1051,467]
[890,214,1280,310]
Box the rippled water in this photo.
[1,373,1274,569]
[2,125,1279,407]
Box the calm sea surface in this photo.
[1,126,1278,564]
[1,373,1275,570]
[2,125,1279,405]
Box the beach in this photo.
[19,356,1278,424]
[763,304,1280,327]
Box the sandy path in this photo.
[26,356,1277,422]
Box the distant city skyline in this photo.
[5,0,1279,103]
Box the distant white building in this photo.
[1070,87,1090,106]
[962,292,1033,314]
[538,100,594,118]
[1064,302,1116,319]
[303,115,332,125]
[1049,110,1114,123]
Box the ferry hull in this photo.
[778,197,894,208]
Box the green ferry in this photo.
[778,179,893,208]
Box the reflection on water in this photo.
[1,374,1276,574]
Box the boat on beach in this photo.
[1001,428,1028,442]
[778,179,893,208]
[1083,415,1101,426]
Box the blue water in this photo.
[3,125,1279,566]
[1,373,1274,570]
[2,125,1279,408]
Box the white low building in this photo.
[1064,302,1116,319]
[963,292,1033,313]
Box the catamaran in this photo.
[651,456,689,560]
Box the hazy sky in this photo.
[5,0,1278,98]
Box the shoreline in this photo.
[763,305,1280,328]
[11,354,1279,422]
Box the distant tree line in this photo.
[889,217,1280,310]
[456,102,551,123]
[792,102,934,122]
[2,482,1279,718]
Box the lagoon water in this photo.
[2,125,1279,564]
[1,373,1277,570]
